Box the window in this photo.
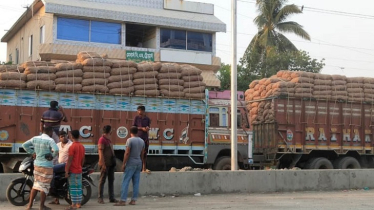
[28,35,33,56]
[57,17,121,44]
[126,24,156,48]
[160,28,186,49]
[8,54,12,63]
[15,48,19,64]
[40,25,45,44]
[187,31,212,52]
[237,110,242,128]
[209,107,228,127]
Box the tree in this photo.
[248,0,310,53]
[217,63,259,92]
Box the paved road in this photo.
[1,190,373,210]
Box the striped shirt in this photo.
[41,108,65,127]
[22,134,59,168]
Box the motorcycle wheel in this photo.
[64,178,92,206]
[6,178,33,206]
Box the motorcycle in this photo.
[6,156,95,206]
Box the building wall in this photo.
[6,6,53,64]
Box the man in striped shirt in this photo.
[40,101,68,144]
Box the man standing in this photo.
[132,105,150,171]
[23,127,59,210]
[97,125,118,204]
[65,130,85,210]
[115,126,145,206]
[40,101,68,144]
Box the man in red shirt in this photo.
[65,130,85,209]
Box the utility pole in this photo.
[231,0,238,171]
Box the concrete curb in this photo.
[1,170,374,201]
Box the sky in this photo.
[1,0,374,77]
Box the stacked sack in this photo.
[346,77,364,102]
[78,52,112,93]
[331,75,347,101]
[23,62,56,90]
[181,65,206,99]
[288,71,314,98]
[54,62,83,92]
[133,62,161,97]
[313,73,332,100]
[0,64,25,73]
[108,60,136,95]
[363,78,374,102]
[158,63,184,98]
[0,65,26,89]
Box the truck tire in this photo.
[305,157,333,169]
[335,157,361,169]
[213,157,232,170]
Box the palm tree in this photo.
[248,0,310,53]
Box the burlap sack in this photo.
[290,77,314,83]
[314,79,332,85]
[331,85,346,91]
[82,78,108,86]
[314,95,331,100]
[183,86,205,93]
[22,61,48,68]
[314,74,332,80]
[294,93,313,98]
[347,88,363,93]
[331,90,347,95]
[331,80,347,86]
[133,71,158,79]
[134,90,160,97]
[55,77,83,84]
[313,85,332,91]
[264,78,282,86]
[137,62,162,72]
[364,89,374,94]
[27,80,55,90]
[290,71,315,79]
[346,77,364,83]
[348,97,364,102]
[331,95,348,100]
[249,80,259,89]
[158,79,184,86]
[258,78,267,85]
[364,84,374,89]
[160,89,185,97]
[27,74,56,81]
[133,78,157,85]
[184,81,206,88]
[0,80,26,88]
[294,83,314,88]
[365,93,374,98]
[272,82,295,88]
[111,67,137,75]
[55,84,82,92]
[295,87,312,93]
[134,84,158,91]
[108,75,133,83]
[55,63,83,71]
[180,65,202,76]
[160,63,182,73]
[111,60,137,68]
[82,66,111,73]
[83,72,110,79]
[24,66,57,74]
[348,92,364,97]
[0,65,25,73]
[81,58,113,67]
[107,81,134,89]
[77,52,101,61]
[185,93,205,99]
[346,83,364,88]
[159,85,184,91]
[363,78,374,84]
[313,90,332,95]
[109,87,135,95]
[56,69,83,78]
[157,73,182,79]
[82,85,109,93]
[182,75,204,82]
[0,72,26,81]
[331,75,347,81]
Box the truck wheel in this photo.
[335,157,361,169]
[213,157,232,170]
[305,157,333,169]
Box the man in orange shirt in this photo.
[65,130,85,210]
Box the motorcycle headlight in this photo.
[19,163,29,172]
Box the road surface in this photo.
[1,190,373,210]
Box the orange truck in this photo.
[0,89,251,172]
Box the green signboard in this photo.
[126,51,154,62]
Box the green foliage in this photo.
[217,63,259,92]
[1,61,13,65]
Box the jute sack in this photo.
[82,78,108,86]
[108,75,133,83]
[265,84,273,91]
[348,97,364,102]
[27,74,56,81]
[160,89,185,97]
[180,65,202,76]
[0,80,26,88]
[314,79,332,85]
[82,66,111,73]
[185,93,205,99]
[133,78,157,85]
[109,87,135,95]
[294,93,313,98]
[22,61,48,68]
[159,85,184,91]
[107,81,134,89]
[55,63,83,71]
[294,83,314,88]
[137,62,162,72]
[347,88,363,93]
[55,84,82,92]
[0,72,26,81]
[159,79,184,86]
[82,85,109,93]
[183,86,205,93]
[258,78,267,85]
[314,74,332,80]
[346,83,364,88]
[272,82,295,88]
[331,80,347,86]
[133,71,158,79]
[77,52,101,62]
[24,66,57,74]
[363,78,374,84]
[364,84,374,89]
[264,78,282,86]
[254,84,266,91]
[55,77,83,85]
[313,90,332,95]
[111,67,137,75]
[182,75,203,82]
[365,93,374,98]
[160,63,182,73]
[348,92,364,97]
[184,81,206,88]
[331,85,346,91]
[111,61,137,68]
[249,80,259,89]
[0,65,25,73]
[331,95,348,100]
[290,71,315,79]
[134,90,160,97]
[134,84,158,91]
[27,80,55,90]
[157,73,182,79]
[290,77,314,83]
[314,85,332,91]
[364,89,374,94]
[82,58,113,67]
[346,77,364,83]
[314,95,331,100]
[331,91,347,95]
[331,75,347,81]
[83,72,110,79]
[56,69,83,78]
